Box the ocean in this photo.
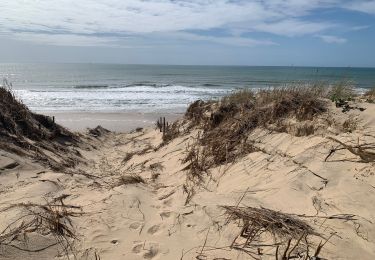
[1,63,374,113]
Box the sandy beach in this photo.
[41,111,182,132]
[1,85,375,260]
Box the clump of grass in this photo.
[0,81,82,170]
[342,115,359,133]
[182,86,328,183]
[295,122,316,137]
[185,100,215,128]
[182,143,211,183]
[256,86,327,121]
[162,121,180,144]
[364,87,375,103]
[0,81,75,142]
[328,81,355,103]
[221,205,333,260]
[222,205,316,241]
[0,198,82,257]
[221,89,255,106]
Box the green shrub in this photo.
[328,81,355,102]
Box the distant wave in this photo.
[74,85,109,89]
[21,84,232,94]
[202,83,222,87]
[125,83,160,88]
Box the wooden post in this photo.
[163,117,166,135]
[52,116,55,123]
[159,117,163,132]
[38,123,41,130]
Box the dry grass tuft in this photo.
[0,81,76,142]
[221,89,255,106]
[0,198,82,258]
[222,206,316,240]
[221,205,329,260]
[182,86,328,184]
[342,115,359,133]
[328,81,355,103]
[0,81,82,171]
[364,87,375,103]
[162,121,180,144]
[182,143,211,183]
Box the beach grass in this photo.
[182,85,328,183]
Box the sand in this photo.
[0,101,374,260]
[40,111,182,132]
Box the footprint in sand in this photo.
[132,241,160,259]
[160,211,171,219]
[162,197,173,206]
[143,243,159,259]
[132,243,143,254]
[129,221,142,230]
[147,224,161,235]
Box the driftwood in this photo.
[326,137,375,163]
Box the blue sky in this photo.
[0,0,375,67]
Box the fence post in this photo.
[163,117,166,135]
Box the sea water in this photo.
[1,63,374,113]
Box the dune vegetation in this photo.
[0,82,375,260]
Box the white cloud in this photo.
[348,25,371,31]
[10,32,123,47]
[345,1,375,14]
[0,0,369,47]
[253,19,334,37]
[318,35,347,43]
[170,32,277,47]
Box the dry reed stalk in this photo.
[0,199,83,258]
[221,205,332,260]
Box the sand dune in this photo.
[1,89,375,260]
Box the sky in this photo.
[0,0,375,67]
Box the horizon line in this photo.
[1,62,375,69]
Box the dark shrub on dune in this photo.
[0,84,75,142]
[0,82,81,170]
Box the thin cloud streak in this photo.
[318,35,347,43]
[0,0,373,47]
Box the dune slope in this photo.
[0,89,374,260]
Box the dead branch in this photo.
[326,137,375,163]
